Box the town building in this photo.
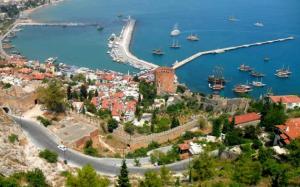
[154,67,176,95]
[229,112,261,128]
[275,118,300,145]
[269,95,300,110]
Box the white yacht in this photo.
[254,22,264,27]
[170,24,181,36]
[228,16,238,22]
[251,79,266,87]
[45,57,58,64]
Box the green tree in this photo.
[160,166,173,186]
[124,122,135,135]
[67,85,72,100]
[88,90,94,100]
[262,159,290,187]
[26,168,48,187]
[134,158,141,167]
[107,118,118,133]
[66,164,109,187]
[212,118,222,137]
[258,147,274,163]
[171,117,180,128]
[139,171,162,187]
[39,149,58,163]
[117,160,131,187]
[192,153,215,181]
[8,133,18,143]
[84,139,98,157]
[243,125,258,139]
[261,103,287,131]
[37,80,66,113]
[80,84,88,100]
[233,157,262,185]
[287,139,300,167]
[224,128,245,146]
[138,80,156,107]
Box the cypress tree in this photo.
[117,160,131,187]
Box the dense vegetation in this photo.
[39,149,58,163]
[37,116,52,127]
[83,139,98,157]
[37,80,66,113]
[66,164,109,187]
[0,168,48,187]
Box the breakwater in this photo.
[172,36,295,69]
[107,18,159,70]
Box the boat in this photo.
[233,84,253,93]
[275,71,289,78]
[250,70,265,77]
[264,57,270,62]
[209,83,225,91]
[97,26,104,31]
[276,66,292,75]
[170,24,181,36]
[13,28,23,32]
[254,22,264,27]
[170,40,181,49]
[208,66,226,84]
[228,16,238,22]
[238,64,252,72]
[45,57,58,64]
[187,34,199,41]
[251,79,266,87]
[108,33,116,41]
[152,49,165,55]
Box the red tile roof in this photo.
[276,118,300,143]
[91,97,99,107]
[32,72,45,80]
[101,98,110,109]
[269,95,300,104]
[179,143,190,151]
[229,112,261,125]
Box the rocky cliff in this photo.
[0,109,69,186]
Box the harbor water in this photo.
[9,0,300,97]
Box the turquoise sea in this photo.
[9,0,300,97]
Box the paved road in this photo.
[12,116,189,175]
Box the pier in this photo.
[172,36,294,69]
[108,18,159,70]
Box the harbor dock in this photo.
[172,36,294,69]
[107,18,159,70]
[0,20,100,59]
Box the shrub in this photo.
[37,116,52,127]
[124,122,135,135]
[84,139,98,157]
[39,149,58,163]
[107,118,118,133]
[8,133,18,143]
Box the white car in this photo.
[57,144,67,151]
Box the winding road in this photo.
[12,116,189,175]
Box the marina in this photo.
[0,20,101,59]
[107,18,159,70]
